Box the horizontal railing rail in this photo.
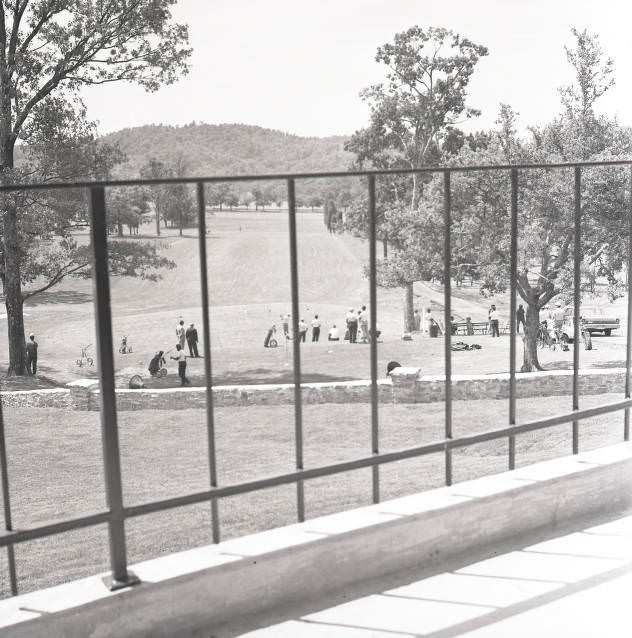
[1,159,631,596]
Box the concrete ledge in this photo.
[2,442,631,637]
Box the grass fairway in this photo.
[0,210,626,391]
[1,394,626,597]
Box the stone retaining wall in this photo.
[0,388,75,409]
[389,366,627,403]
[0,368,628,410]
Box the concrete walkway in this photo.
[230,512,632,637]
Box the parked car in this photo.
[560,305,620,341]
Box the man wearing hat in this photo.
[185,322,199,357]
[26,333,38,375]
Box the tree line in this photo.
[340,25,631,372]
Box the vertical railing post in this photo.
[625,165,632,441]
[0,398,18,595]
[89,186,138,590]
[197,182,220,543]
[443,171,453,485]
[572,167,581,454]
[368,175,379,504]
[508,168,518,470]
[287,179,305,522]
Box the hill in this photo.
[101,123,358,203]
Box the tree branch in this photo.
[22,259,88,300]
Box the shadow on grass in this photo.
[141,368,362,388]
[22,290,92,306]
[0,372,60,390]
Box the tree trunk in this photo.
[521,302,543,372]
[155,206,161,236]
[403,282,415,332]
[117,219,123,237]
[383,237,388,258]
[4,200,27,375]
[179,208,183,236]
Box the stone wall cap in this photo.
[389,367,421,378]
[66,379,99,389]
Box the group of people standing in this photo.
[270,306,375,346]
[171,319,201,385]
[344,306,371,343]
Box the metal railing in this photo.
[1,159,632,595]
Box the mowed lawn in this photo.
[0,211,627,390]
[0,393,627,598]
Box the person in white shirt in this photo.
[311,315,321,342]
[346,308,358,343]
[359,305,369,343]
[489,305,500,337]
[170,344,190,385]
[551,302,566,329]
[328,324,340,341]
[175,320,185,349]
[298,319,308,342]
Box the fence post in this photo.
[89,186,139,590]
[508,168,518,469]
[626,166,632,441]
[196,182,220,543]
[572,167,581,454]
[287,178,305,522]
[443,171,453,485]
[0,397,18,595]
[368,175,379,503]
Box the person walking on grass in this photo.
[185,323,199,357]
[346,308,358,343]
[516,304,526,334]
[26,333,38,375]
[171,344,190,386]
[311,314,321,342]
[359,305,369,343]
[298,318,308,343]
[489,305,500,337]
[176,319,186,349]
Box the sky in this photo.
[80,0,632,139]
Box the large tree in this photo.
[344,26,488,330]
[0,1,190,374]
[436,29,631,372]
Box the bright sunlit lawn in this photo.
[0,393,626,597]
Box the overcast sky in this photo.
[80,0,632,138]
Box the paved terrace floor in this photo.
[222,510,632,638]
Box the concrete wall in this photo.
[0,367,628,411]
[2,442,631,637]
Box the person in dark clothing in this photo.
[25,333,38,375]
[170,344,190,385]
[516,305,526,334]
[264,325,276,347]
[386,361,401,376]
[148,351,166,376]
[185,323,199,357]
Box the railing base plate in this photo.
[102,570,140,591]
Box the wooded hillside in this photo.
[101,123,358,204]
